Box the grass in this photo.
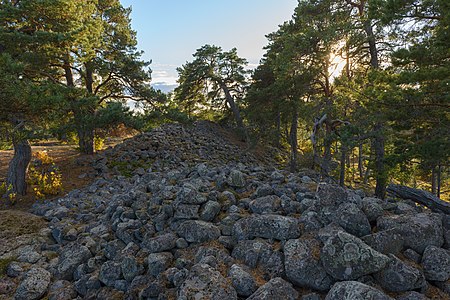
[0,210,47,240]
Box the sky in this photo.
[119,0,298,92]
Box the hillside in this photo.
[0,122,449,300]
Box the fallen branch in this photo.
[387,184,450,214]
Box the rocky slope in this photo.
[1,121,450,300]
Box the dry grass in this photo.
[0,210,47,240]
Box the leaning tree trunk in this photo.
[220,83,249,142]
[7,138,32,196]
[289,109,299,172]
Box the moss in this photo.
[107,159,153,177]
[0,257,15,277]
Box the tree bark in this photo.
[358,143,364,179]
[220,83,248,142]
[275,111,281,148]
[373,123,386,199]
[322,126,332,177]
[387,184,450,214]
[339,144,347,187]
[7,138,31,196]
[77,126,94,155]
[289,109,298,172]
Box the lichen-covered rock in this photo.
[335,203,371,237]
[178,263,237,300]
[200,201,221,222]
[320,231,391,280]
[325,281,393,300]
[232,214,301,241]
[316,183,347,207]
[56,242,92,280]
[361,197,384,222]
[249,195,281,214]
[176,220,220,243]
[284,238,334,291]
[229,264,258,297]
[99,261,122,287]
[121,256,144,282]
[141,232,177,253]
[374,254,426,292]
[14,268,51,300]
[232,239,272,268]
[421,245,450,281]
[377,213,444,254]
[228,170,246,188]
[47,280,77,300]
[247,277,298,300]
[176,186,208,205]
[362,229,404,255]
[147,252,173,277]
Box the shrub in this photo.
[28,152,62,199]
[0,182,16,203]
[94,135,105,151]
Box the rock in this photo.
[0,278,16,295]
[335,203,371,237]
[232,239,272,268]
[56,243,92,280]
[403,249,422,264]
[99,261,122,287]
[421,245,450,281]
[374,254,426,292]
[232,214,301,241]
[147,252,173,277]
[284,238,334,291]
[377,213,444,253]
[247,277,298,300]
[361,197,384,222]
[48,280,77,300]
[397,291,429,300]
[256,184,274,197]
[325,281,393,300]
[173,204,200,220]
[249,195,281,214]
[200,201,221,221]
[229,264,258,297]
[14,268,51,300]
[229,170,246,188]
[316,183,347,207]
[6,262,23,278]
[177,186,207,205]
[176,220,221,243]
[141,232,177,253]
[121,256,144,282]
[320,231,391,280]
[178,263,237,300]
[362,229,404,255]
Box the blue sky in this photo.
[119,0,297,91]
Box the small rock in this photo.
[176,220,221,243]
[141,232,177,253]
[99,261,122,287]
[229,264,258,297]
[6,262,23,278]
[147,252,173,278]
[421,245,450,281]
[200,201,221,222]
[247,277,298,300]
[228,170,246,188]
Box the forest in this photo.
[1,0,449,202]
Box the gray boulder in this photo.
[325,281,393,300]
[229,170,246,187]
[316,183,347,207]
[47,280,77,300]
[14,268,51,300]
[176,220,221,243]
[335,203,371,237]
[374,254,426,292]
[232,239,272,268]
[200,201,221,222]
[421,245,450,281]
[56,243,92,280]
[284,238,334,291]
[377,213,444,253]
[121,256,144,282]
[173,204,200,220]
[177,186,207,204]
[247,277,298,300]
[178,263,237,300]
[320,231,391,280]
[362,229,404,255]
[229,264,258,297]
[232,214,301,241]
[361,197,384,222]
[99,261,122,287]
[147,252,173,277]
[141,232,177,253]
[249,195,281,214]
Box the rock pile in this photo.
[1,122,449,300]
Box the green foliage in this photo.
[28,152,63,199]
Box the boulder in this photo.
[320,231,391,280]
[325,281,393,300]
[249,195,281,214]
[99,261,122,287]
[14,268,51,300]
[56,243,92,280]
[374,254,426,292]
[362,229,404,255]
[334,203,371,237]
[141,232,177,253]
[284,238,334,291]
[316,183,347,207]
[421,245,450,281]
[178,263,237,300]
[228,170,246,188]
[147,252,173,278]
[176,220,221,243]
[377,213,444,253]
[247,277,298,300]
[229,264,258,297]
[232,214,301,241]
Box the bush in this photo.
[94,135,105,151]
[0,182,16,203]
[28,152,63,199]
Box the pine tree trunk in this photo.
[339,144,346,187]
[7,139,31,196]
[275,111,281,148]
[437,163,441,198]
[77,127,94,155]
[220,83,248,142]
[322,127,332,177]
[373,123,386,199]
[289,109,298,172]
[358,143,364,179]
